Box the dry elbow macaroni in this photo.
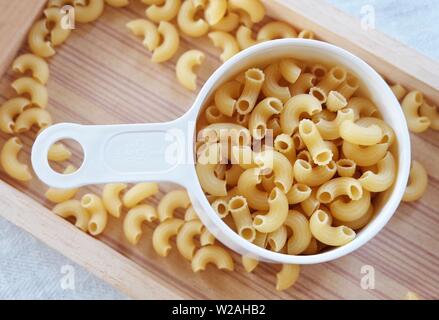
[195,56,399,258]
[1,0,431,295]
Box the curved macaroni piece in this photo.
[48,143,72,162]
[198,123,251,147]
[358,152,395,192]
[1,137,32,181]
[347,97,378,120]
[177,0,209,37]
[279,58,302,84]
[337,74,360,100]
[158,189,191,222]
[342,141,389,167]
[293,159,336,187]
[267,117,282,138]
[403,160,428,202]
[420,102,439,130]
[253,187,288,233]
[126,200,152,229]
[310,210,356,246]
[191,245,234,272]
[204,105,231,124]
[228,196,256,241]
[210,11,240,32]
[241,255,258,272]
[298,29,315,39]
[237,168,268,210]
[276,264,300,291]
[302,237,319,255]
[280,94,322,135]
[390,84,407,101]
[105,0,129,7]
[300,188,319,217]
[236,26,259,50]
[211,11,239,32]
[152,218,184,256]
[312,66,347,101]
[152,21,180,63]
[330,190,371,222]
[196,163,227,196]
[74,0,104,23]
[267,226,287,252]
[286,183,311,204]
[333,203,374,230]
[261,63,291,103]
[0,98,31,134]
[310,64,327,79]
[355,117,395,145]
[336,158,357,177]
[200,227,215,246]
[290,134,303,153]
[123,204,157,244]
[12,54,49,84]
[176,220,204,260]
[248,97,283,139]
[274,133,296,163]
[53,200,90,232]
[339,119,383,146]
[126,19,160,51]
[28,19,56,58]
[176,50,205,91]
[253,150,293,193]
[123,182,159,208]
[260,171,275,192]
[313,108,354,140]
[184,205,199,221]
[81,193,108,236]
[44,7,71,46]
[317,176,363,204]
[11,77,49,109]
[214,80,242,117]
[229,0,264,23]
[225,164,244,187]
[102,183,126,218]
[299,119,333,165]
[401,91,431,133]
[290,73,316,96]
[236,68,265,115]
[208,31,240,62]
[284,210,312,255]
[146,0,181,22]
[45,165,78,203]
[257,21,297,41]
[202,0,227,25]
[13,108,52,133]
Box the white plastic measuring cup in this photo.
[32,39,411,264]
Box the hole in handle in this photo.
[48,138,84,175]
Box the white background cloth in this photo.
[1,0,438,299]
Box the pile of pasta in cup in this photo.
[196,58,396,257]
[0,0,434,294]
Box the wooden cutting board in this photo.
[0,0,438,299]
[0,0,46,78]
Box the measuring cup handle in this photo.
[31,118,195,189]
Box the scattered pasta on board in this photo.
[0,0,434,296]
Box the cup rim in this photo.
[188,39,411,264]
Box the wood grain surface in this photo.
[0,0,46,78]
[0,0,438,299]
